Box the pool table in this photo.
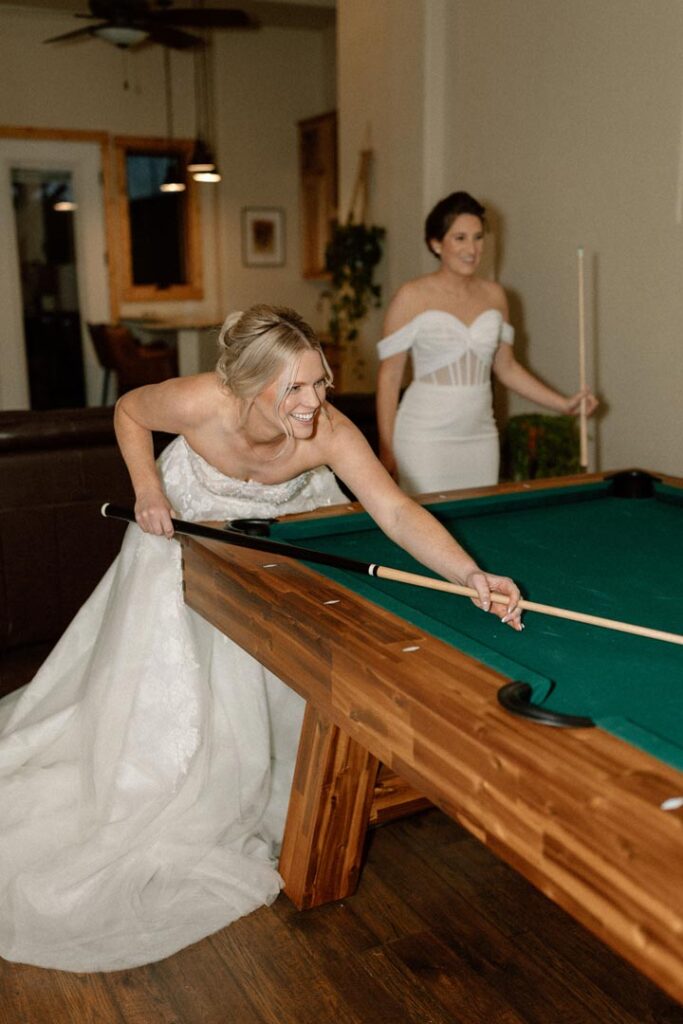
[181,469,683,1005]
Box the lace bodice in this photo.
[159,435,346,522]
[378,309,514,386]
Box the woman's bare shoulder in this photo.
[477,278,508,314]
[158,372,225,414]
[118,372,229,433]
[315,402,373,460]
[396,273,443,302]
[384,275,440,333]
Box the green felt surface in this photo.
[271,480,683,770]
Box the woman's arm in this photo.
[492,295,598,415]
[324,415,522,627]
[376,352,408,476]
[493,343,598,413]
[375,286,420,476]
[114,375,209,537]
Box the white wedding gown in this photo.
[0,436,346,973]
[378,309,514,493]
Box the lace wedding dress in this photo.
[0,436,346,972]
[378,309,514,493]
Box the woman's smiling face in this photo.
[432,213,485,276]
[253,349,328,439]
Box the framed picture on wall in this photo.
[241,207,285,267]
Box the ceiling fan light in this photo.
[94,25,149,47]
[187,139,216,173]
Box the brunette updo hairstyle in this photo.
[216,304,333,437]
[424,191,487,258]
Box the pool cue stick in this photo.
[577,246,589,470]
[102,503,683,648]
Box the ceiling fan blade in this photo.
[146,24,204,48]
[44,24,104,42]
[149,8,258,29]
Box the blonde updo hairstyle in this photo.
[216,304,333,442]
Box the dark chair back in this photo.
[87,323,178,402]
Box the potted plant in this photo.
[322,219,385,388]
[502,413,580,480]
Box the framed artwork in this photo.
[241,207,285,267]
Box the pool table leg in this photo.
[279,702,379,909]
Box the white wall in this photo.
[0,5,335,331]
[336,0,428,390]
[443,0,683,475]
[210,24,334,323]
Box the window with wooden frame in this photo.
[297,111,338,279]
[113,136,203,303]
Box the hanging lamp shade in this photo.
[193,166,221,183]
[188,138,216,173]
[190,33,220,184]
[159,50,185,193]
[160,160,186,193]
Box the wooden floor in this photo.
[2,809,682,1024]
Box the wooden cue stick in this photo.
[577,245,589,469]
[377,566,683,647]
[102,503,683,648]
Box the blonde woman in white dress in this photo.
[376,191,598,494]
[0,304,522,973]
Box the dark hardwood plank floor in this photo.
[2,809,682,1024]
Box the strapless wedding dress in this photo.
[378,309,514,493]
[0,436,345,972]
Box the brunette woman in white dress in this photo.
[0,305,522,973]
[376,192,598,494]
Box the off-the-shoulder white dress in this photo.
[0,435,345,972]
[378,310,514,493]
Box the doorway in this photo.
[12,167,85,409]
[0,137,111,410]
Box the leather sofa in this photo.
[0,406,137,697]
[0,393,376,700]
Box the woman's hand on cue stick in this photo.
[133,488,176,539]
[482,587,683,646]
[465,571,524,631]
[562,388,598,416]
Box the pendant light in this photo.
[189,26,221,183]
[160,48,186,194]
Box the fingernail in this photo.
[502,613,511,623]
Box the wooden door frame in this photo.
[0,126,119,321]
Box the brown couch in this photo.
[0,393,377,699]
[0,407,137,696]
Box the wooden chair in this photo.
[87,323,178,404]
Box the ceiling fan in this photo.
[44,0,259,50]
